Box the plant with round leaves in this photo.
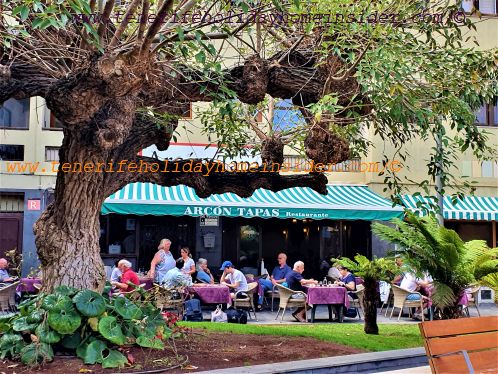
[101,349,128,369]
[73,289,106,317]
[61,332,82,350]
[47,305,81,334]
[136,336,165,350]
[98,316,125,345]
[26,310,45,324]
[41,294,73,312]
[12,316,39,333]
[0,333,25,360]
[20,342,54,366]
[53,285,78,297]
[113,297,142,320]
[78,339,107,364]
[35,322,61,344]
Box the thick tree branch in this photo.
[115,156,328,198]
[0,63,55,103]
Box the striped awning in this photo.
[102,183,404,221]
[401,195,498,221]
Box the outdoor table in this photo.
[138,277,153,290]
[190,284,232,305]
[305,285,350,323]
[17,278,41,293]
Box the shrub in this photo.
[0,285,168,368]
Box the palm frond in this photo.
[431,281,456,309]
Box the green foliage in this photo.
[331,254,399,282]
[0,286,168,368]
[372,212,497,312]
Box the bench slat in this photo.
[425,331,498,356]
[431,349,498,374]
[420,316,498,338]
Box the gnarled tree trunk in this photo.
[33,129,109,292]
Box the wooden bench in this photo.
[419,316,498,373]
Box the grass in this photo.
[179,322,423,352]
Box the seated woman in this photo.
[196,258,214,284]
[334,265,357,299]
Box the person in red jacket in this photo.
[111,259,139,293]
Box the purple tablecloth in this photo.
[190,285,231,304]
[17,278,41,293]
[305,285,350,308]
[139,278,153,290]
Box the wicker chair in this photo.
[0,282,19,312]
[263,284,280,311]
[274,283,308,322]
[234,282,258,321]
[152,284,185,316]
[379,283,394,317]
[349,284,365,319]
[390,284,425,321]
[464,285,481,317]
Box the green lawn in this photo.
[179,322,423,352]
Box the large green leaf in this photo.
[0,312,17,322]
[61,332,82,349]
[113,297,142,320]
[136,336,165,349]
[0,333,25,360]
[80,339,107,364]
[20,342,54,366]
[47,306,81,334]
[73,290,106,317]
[98,316,125,345]
[102,349,128,368]
[12,316,39,332]
[27,310,45,323]
[54,285,78,296]
[35,322,61,344]
[41,294,73,311]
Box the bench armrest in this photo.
[432,350,474,374]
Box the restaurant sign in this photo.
[183,205,331,220]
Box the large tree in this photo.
[1,0,496,291]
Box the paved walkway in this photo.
[201,303,498,324]
[380,366,431,373]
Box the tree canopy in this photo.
[1,0,497,290]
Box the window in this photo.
[272,99,305,131]
[0,145,24,161]
[475,100,498,127]
[181,103,192,120]
[462,0,498,14]
[0,98,29,129]
[44,112,64,129]
[45,147,60,162]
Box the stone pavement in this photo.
[201,302,498,324]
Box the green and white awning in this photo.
[102,183,404,221]
[401,195,498,221]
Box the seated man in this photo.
[220,260,248,299]
[163,259,193,288]
[0,258,14,283]
[286,261,318,322]
[399,271,430,319]
[111,260,139,293]
[257,253,292,309]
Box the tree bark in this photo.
[33,129,108,292]
[362,278,379,335]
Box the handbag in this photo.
[226,308,248,324]
[210,304,228,323]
